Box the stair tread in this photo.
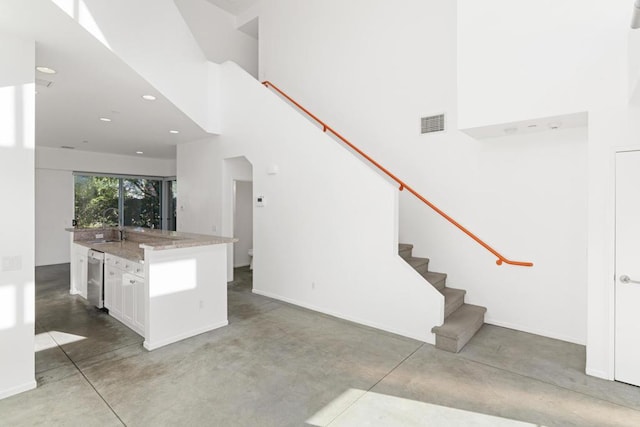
[431,303,486,339]
[423,271,447,285]
[398,243,413,251]
[406,256,429,269]
[440,287,466,298]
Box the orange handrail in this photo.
[262,81,533,267]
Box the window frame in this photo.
[73,172,174,230]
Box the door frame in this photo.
[222,156,253,282]
[611,146,640,381]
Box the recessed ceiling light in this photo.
[142,95,156,101]
[36,66,56,74]
[99,117,112,122]
[169,130,179,134]
[136,151,144,155]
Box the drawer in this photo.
[105,254,144,277]
[123,260,144,277]
[105,254,125,268]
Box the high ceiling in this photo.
[204,0,259,16]
[0,0,210,159]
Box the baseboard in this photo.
[252,288,434,344]
[485,318,585,345]
[586,367,613,381]
[0,380,37,400]
[143,320,228,351]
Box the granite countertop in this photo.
[126,227,238,250]
[68,227,238,262]
[75,240,145,263]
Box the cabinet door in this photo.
[78,253,88,298]
[134,277,145,336]
[122,274,135,327]
[70,244,88,297]
[105,264,123,319]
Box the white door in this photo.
[615,150,640,386]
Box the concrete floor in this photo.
[1,265,640,426]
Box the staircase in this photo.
[399,243,486,352]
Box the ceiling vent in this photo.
[36,78,54,88]
[421,114,445,134]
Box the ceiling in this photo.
[0,0,210,159]
[204,0,259,16]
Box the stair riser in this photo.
[444,293,465,319]
[433,311,485,353]
[424,274,445,290]
[413,263,429,277]
[399,248,412,260]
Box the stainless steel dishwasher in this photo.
[87,249,105,309]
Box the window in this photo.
[74,173,175,230]
[123,178,161,229]
[74,175,119,228]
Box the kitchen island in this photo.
[68,227,237,351]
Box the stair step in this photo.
[423,271,447,290]
[441,287,466,319]
[431,303,486,353]
[406,256,429,275]
[398,243,413,260]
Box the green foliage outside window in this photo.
[74,175,163,229]
[74,176,119,228]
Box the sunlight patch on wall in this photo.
[0,284,16,330]
[0,86,16,148]
[0,83,35,148]
[23,280,34,325]
[50,0,111,48]
[149,258,197,297]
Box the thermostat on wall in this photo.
[256,196,265,207]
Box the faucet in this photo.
[101,207,119,230]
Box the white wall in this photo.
[233,180,253,267]
[35,147,176,266]
[457,0,640,381]
[176,139,219,235]
[174,0,258,77]
[412,127,588,343]
[178,63,443,342]
[0,33,36,399]
[258,0,588,345]
[35,168,73,266]
[457,0,604,129]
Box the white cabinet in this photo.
[104,254,145,337]
[104,261,123,319]
[134,274,146,335]
[122,274,135,327]
[123,273,145,336]
[70,243,88,298]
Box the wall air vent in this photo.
[421,114,445,134]
[60,146,75,150]
[35,78,53,88]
